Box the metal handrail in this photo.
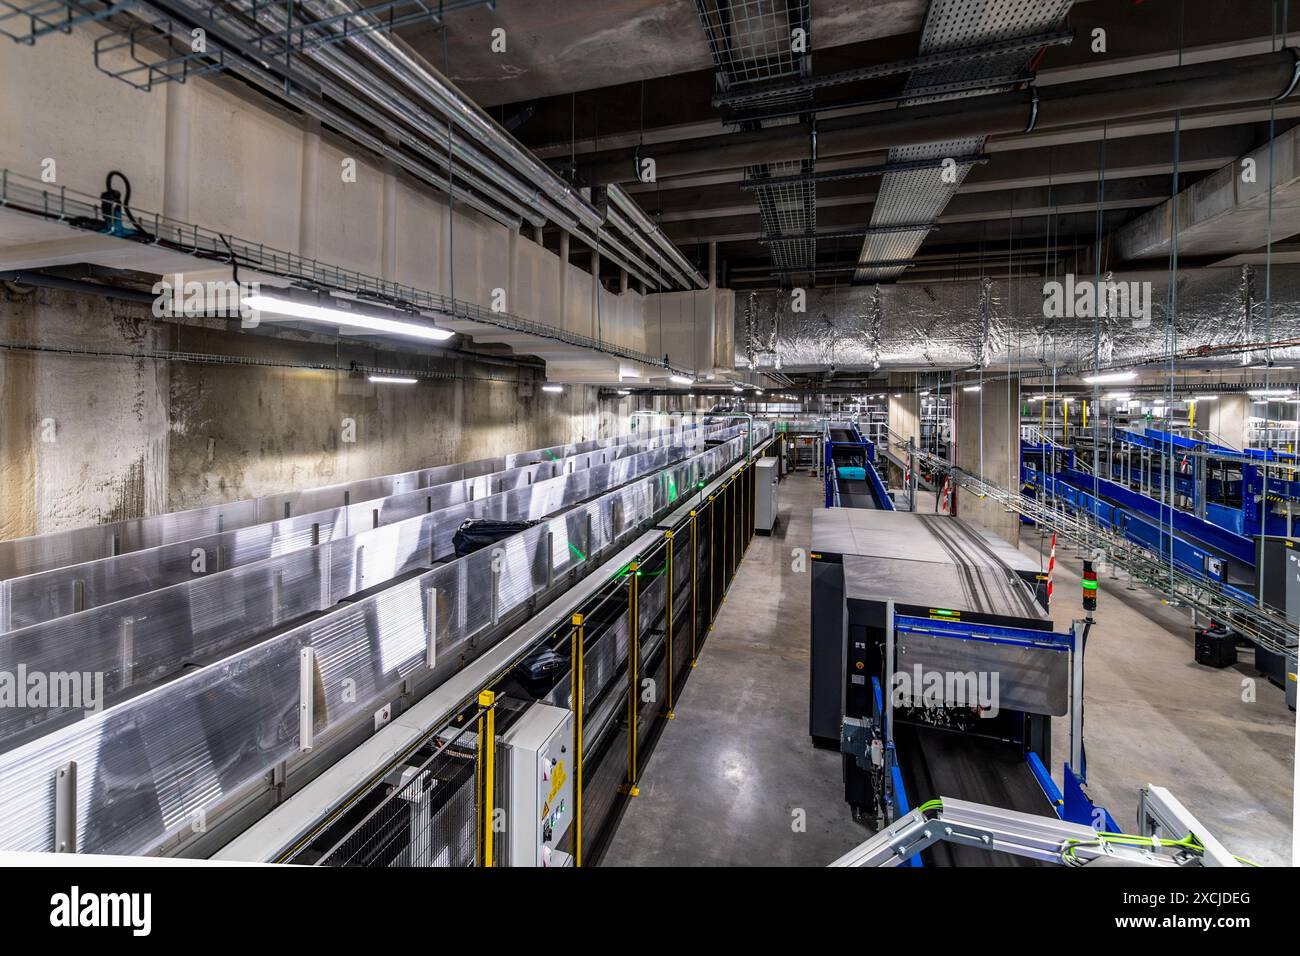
[916,450,1297,665]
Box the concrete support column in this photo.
[619,267,629,294]
[1206,393,1249,449]
[298,119,321,261]
[532,223,544,245]
[506,226,519,314]
[888,391,920,446]
[590,249,601,339]
[162,81,193,223]
[380,166,398,282]
[954,379,1020,545]
[558,231,570,327]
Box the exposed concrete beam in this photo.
[1115,124,1300,262]
[660,177,1168,245]
[571,52,1300,185]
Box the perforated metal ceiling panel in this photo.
[696,1,819,281]
[855,0,1075,283]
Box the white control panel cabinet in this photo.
[755,458,780,533]
[502,702,575,867]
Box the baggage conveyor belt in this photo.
[835,476,879,509]
[894,722,1057,867]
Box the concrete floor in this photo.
[602,476,1296,867]
[1019,529,1296,867]
[602,471,866,865]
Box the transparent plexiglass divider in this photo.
[0,421,710,583]
[0,422,725,632]
[0,427,740,752]
[0,425,767,856]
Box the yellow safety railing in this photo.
[571,613,585,866]
[476,688,497,867]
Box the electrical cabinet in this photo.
[502,702,574,867]
[755,458,780,533]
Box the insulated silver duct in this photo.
[735,265,1300,372]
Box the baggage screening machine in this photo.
[810,508,1116,865]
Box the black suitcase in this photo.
[452,517,537,557]
[1194,625,1237,668]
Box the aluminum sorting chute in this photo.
[0,425,769,857]
[0,421,708,582]
[0,423,725,632]
[0,426,747,753]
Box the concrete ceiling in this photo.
[401,0,929,106]
[446,0,1300,295]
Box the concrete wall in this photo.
[643,286,735,376]
[0,288,604,538]
[953,380,1021,546]
[888,392,920,445]
[1202,393,1248,449]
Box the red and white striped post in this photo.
[1047,532,1056,606]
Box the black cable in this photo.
[218,233,241,285]
[103,170,154,240]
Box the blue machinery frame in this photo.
[1019,426,1300,602]
[875,611,1118,866]
[824,423,895,510]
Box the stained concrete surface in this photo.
[1,288,607,538]
[602,478,1295,867]
[601,471,868,866]
[1018,529,1295,867]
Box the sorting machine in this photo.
[1021,426,1300,694]
[810,508,1112,866]
[0,416,771,861]
[824,422,894,511]
[217,427,772,866]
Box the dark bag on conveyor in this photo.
[452,517,537,557]
[513,648,568,693]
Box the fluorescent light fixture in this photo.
[962,385,981,392]
[919,390,930,396]
[1082,371,1137,384]
[1249,389,1295,398]
[1187,394,1217,401]
[243,294,454,341]
[670,374,694,385]
[732,385,744,392]
[1105,392,1131,401]
[893,393,902,398]
[616,388,632,395]
[368,375,417,385]
[542,384,564,393]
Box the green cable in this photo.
[1061,830,1258,866]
